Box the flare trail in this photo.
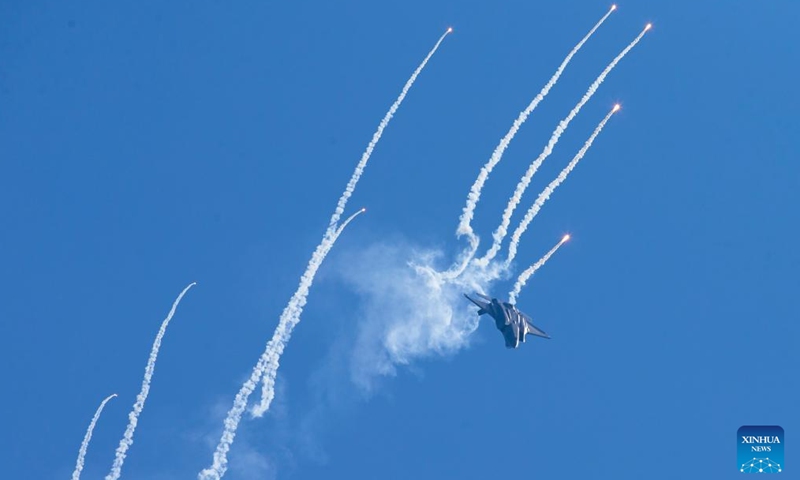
[509,235,569,303]
[506,106,618,265]
[198,209,366,480]
[71,393,117,480]
[105,282,196,480]
[477,25,650,267]
[329,29,451,231]
[444,6,616,279]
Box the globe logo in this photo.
[738,426,784,474]
[741,458,782,473]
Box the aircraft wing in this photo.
[520,311,551,339]
[464,293,490,313]
[524,321,550,339]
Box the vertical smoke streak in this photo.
[198,209,365,480]
[506,106,618,266]
[252,208,366,416]
[105,282,196,480]
[508,235,568,304]
[328,29,451,231]
[477,25,650,267]
[71,393,117,480]
[445,6,616,278]
[199,29,452,480]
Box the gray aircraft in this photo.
[464,293,550,349]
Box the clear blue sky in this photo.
[2,1,798,479]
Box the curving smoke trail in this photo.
[199,29,452,480]
[198,209,365,480]
[105,282,196,480]
[445,5,616,278]
[251,208,366,416]
[71,393,117,480]
[328,28,452,232]
[249,27,452,418]
[477,24,650,267]
[508,235,569,304]
[506,105,618,266]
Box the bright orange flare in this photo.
[562,234,571,242]
[611,4,617,10]
[645,23,652,31]
[613,104,621,112]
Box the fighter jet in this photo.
[464,293,550,349]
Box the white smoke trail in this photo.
[247,26,453,417]
[506,105,618,266]
[340,240,497,392]
[198,209,365,480]
[252,208,365,416]
[445,6,616,278]
[476,25,650,267]
[328,28,451,231]
[71,393,117,480]
[508,235,569,304]
[199,30,451,480]
[105,282,196,480]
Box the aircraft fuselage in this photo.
[464,293,550,349]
